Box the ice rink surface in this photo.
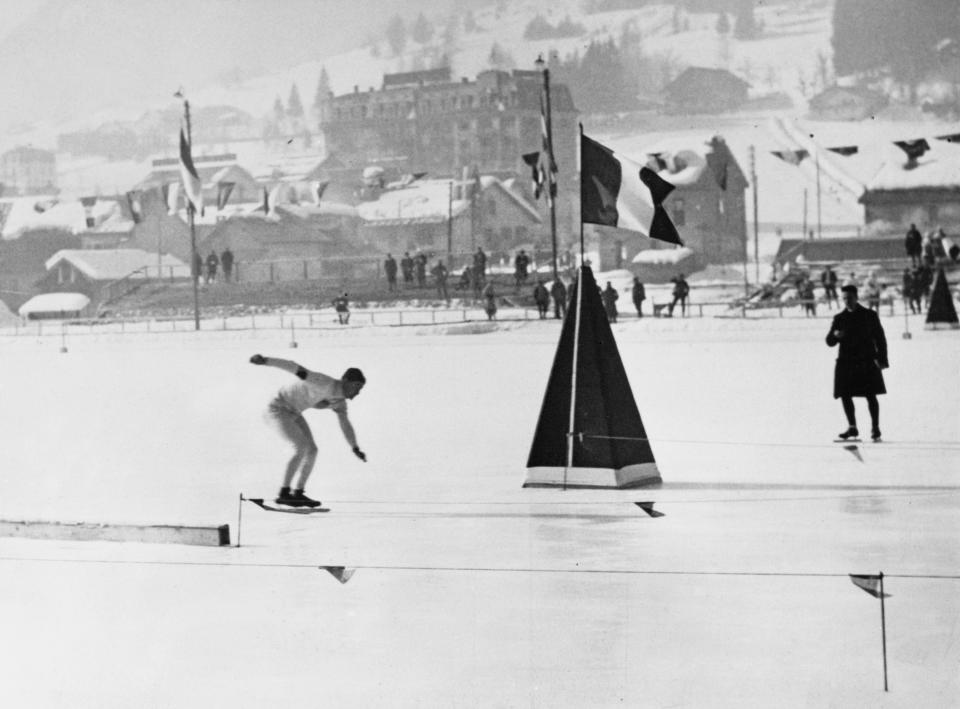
[1,310,958,708]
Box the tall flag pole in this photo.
[176,87,201,330]
[536,54,559,282]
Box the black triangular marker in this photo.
[321,566,355,584]
[634,502,664,517]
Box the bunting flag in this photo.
[771,149,809,165]
[267,184,284,215]
[826,145,859,156]
[522,151,544,198]
[216,181,235,211]
[178,128,204,215]
[580,132,682,245]
[260,186,269,213]
[935,132,960,143]
[320,566,355,584]
[79,196,98,208]
[893,139,930,162]
[539,90,558,205]
[850,574,890,598]
[126,191,143,223]
[312,180,329,205]
[167,182,181,216]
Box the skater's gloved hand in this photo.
[352,447,367,462]
[250,354,267,365]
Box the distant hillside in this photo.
[0,0,468,135]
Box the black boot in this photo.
[275,487,304,507]
[291,489,321,508]
[838,427,859,440]
[871,428,882,442]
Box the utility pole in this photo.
[447,180,453,270]
[815,149,822,239]
[536,54,559,282]
[176,88,201,330]
[750,145,759,285]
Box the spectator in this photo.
[457,265,473,291]
[631,277,646,317]
[550,278,567,320]
[514,249,530,292]
[863,273,881,311]
[384,253,398,292]
[917,264,933,309]
[949,242,960,263]
[827,284,889,443]
[482,281,497,320]
[533,280,550,319]
[220,247,234,283]
[820,265,838,308]
[905,223,923,267]
[400,252,414,286]
[415,252,428,288]
[902,268,918,314]
[332,292,350,325]
[431,260,449,302]
[668,273,689,317]
[193,251,203,284]
[842,271,858,288]
[923,232,936,267]
[799,277,817,317]
[601,281,619,323]
[933,227,947,261]
[205,251,219,284]
[472,248,487,287]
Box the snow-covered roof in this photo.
[18,292,90,316]
[863,139,960,192]
[0,196,122,239]
[356,176,540,226]
[45,249,186,280]
[632,246,696,265]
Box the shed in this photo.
[18,292,91,320]
[663,68,749,114]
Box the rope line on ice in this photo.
[2,555,959,581]
[578,433,960,452]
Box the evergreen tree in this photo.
[273,95,285,123]
[287,83,304,118]
[386,15,407,56]
[411,13,434,44]
[313,67,331,109]
[733,0,758,39]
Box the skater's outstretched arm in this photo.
[250,354,312,378]
[332,408,364,460]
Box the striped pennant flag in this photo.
[849,574,890,598]
[179,128,204,216]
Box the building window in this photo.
[672,198,686,226]
[486,199,497,216]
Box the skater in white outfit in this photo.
[250,354,366,507]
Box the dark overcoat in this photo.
[825,304,888,398]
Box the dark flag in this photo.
[126,191,143,223]
[216,182,235,211]
[827,145,859,156]
[522,151,543,198]
[850,574,890,598]
[771,149,809,165]
[935,132,960,143]
[580,133,682,245]
[179,128,204,215]
[893,139,930,164]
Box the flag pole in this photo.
[179,91,201,331]
[880,571,888,692]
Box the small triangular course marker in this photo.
[321,566,355,584]
[843,444,864,463]
[634,502,664,517]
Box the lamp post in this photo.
[535,54,559,282]
[175,87,201,330]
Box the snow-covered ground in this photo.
[1,306,958,707]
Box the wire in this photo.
[1,555,959,580]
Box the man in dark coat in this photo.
[384,253,398,292]
[550,278,567,320]
[826,285,889,442]
[631,277,646,317]
[220,247,234,283]
[532,280,550,319]
[905,223,922,267]
[601,281,619,323]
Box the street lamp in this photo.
[535,54,559,282]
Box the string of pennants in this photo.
[771,131,960,165]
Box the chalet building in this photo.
[663,68,750,114]
[134,152,262,210]
[354,175,542,264]
[859,140,960,234]
[197,203,362,282]
[0,229,80,311]
[0,146,57,196]
[319,67,577,235]
[808,86,888,121]
[36,248,187,310]
[592,135,748,271]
